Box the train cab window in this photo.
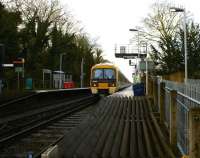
[93,69,103,79]
[104,69,115,79]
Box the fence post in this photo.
[169,90,177,149]
[159,82,165,123]
[189,108,200,158]
[148,77,153,97]
[153,78,158,106]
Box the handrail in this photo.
[165,85,200,107]
[177,91,200,106]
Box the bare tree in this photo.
[143,2,182,39]
[3,0,76,32]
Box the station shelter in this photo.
[53,71,73,89]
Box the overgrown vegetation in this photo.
[144,2,200,78]
[0,0,106,89]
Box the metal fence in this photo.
[188,79,200,85]
[156,78,200,155]
[164,87,170,129]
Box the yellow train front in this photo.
[90,63,118,94]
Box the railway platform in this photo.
[1,81,199,158]
[55,87,177,158]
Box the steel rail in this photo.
[0,95,99,145]
[0,95,93,124]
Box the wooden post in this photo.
[159,82,165,123]
[189,108,200,158]
[169,90,177,149]
[155,78,158,108]
[148,77,153,97]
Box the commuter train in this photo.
[90,63,130,94]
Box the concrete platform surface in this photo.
[114,86,134,97]
[57,94,177,158]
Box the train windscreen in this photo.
[93,68,115,80]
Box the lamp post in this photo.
[0,44,5,65]
[129,29,140,83]
[129,29,151,95]
[59,53,65,89]
[140,41,148,95]
[0,44,5,94]
[170,7,187,83]
[129,29,160,41]
[80,58,84,88]
[129,29,140,58]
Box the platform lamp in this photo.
[170,7,188,83]
[129,29,140,85]
[129,29,149,95]
[129,29,154,95]
[59,53,65,89]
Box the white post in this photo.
[22,60,24,89]
[137,31,140,58]
[146,59,148,95]
[145,43,148,95]
[137,31,139,76]
[22,59,24,78]
[50,72,52,88]
[59,54,64,89]
[17,71,20,90]
[0,80,2,94]
[59,54,62,89]
[137,31,140,82]
[80,58,84,88]
[183,9,188,83]
[43,70,45,88]
[170,7,188,83]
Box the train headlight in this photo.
[92,83,97,87]
[109,83,116,87]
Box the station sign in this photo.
[1,64,14,67]
[139,60,154,71]
[15,67,23,72]
[43,69,51,74]
[129,60,136,66]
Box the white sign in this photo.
[2,64,14,67]
[43,69,52,74]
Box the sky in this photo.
[60,0,200,82]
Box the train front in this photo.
[90,65,118,94]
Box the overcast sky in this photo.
[61,0,200,82]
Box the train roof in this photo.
[91,63,117,69]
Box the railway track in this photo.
[0,88,91,117]
[0,90,100,157]
[0,88,177,158]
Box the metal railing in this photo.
[188,79,200,85]
[164,87,170,128]
[154,77,200,155]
